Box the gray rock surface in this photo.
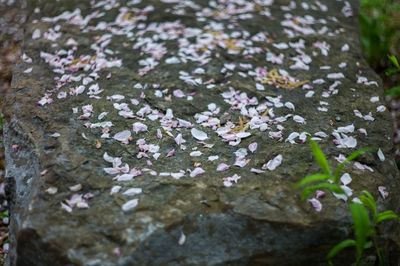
[3,0,400,265]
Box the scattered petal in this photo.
[178,232,186,245]
[190,167,205,177]
[264,154,283,171]
[191,128,208,141]
[122,199,139,212]
[308,198,322,212]
[377,148,385,161]
[248,142,258,153]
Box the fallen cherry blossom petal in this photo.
[377,148,385,161]
[122,199,139,212]
[308,198,322,212]
[122,188,142,196]
[113,130,131,144]
[178,232,186,245]
[250,168,265,174]
[248,142,258,153]
[191,128,208,141]
[264,154,283,171]
[378,186,389,199]
[340,173,352,186]
[133,122,148,133]
[217,163,230,172]
[190,167,205,177]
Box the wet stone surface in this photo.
[3,0,400,265]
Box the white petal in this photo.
[208,155,219,161]
[61,203,72,213]
[286,132,299,143]
[178,232,186,245]
[113,130,131,143]
[342,185,353,197]
[46,187,58,194]
[284,102,295,110]
[378,186,388,199]
[190,167,205,177]
[123,188,142,196]
[32,29,41,39]
[265,154,283,171]
[376,105,386,112]
[377,149,385,161]
[132,122,148,133]
[190,151,202,157]
[24,67,33,73]
[103,152,115,163]
[336,124,354,133]
[110,186,122,195]
[293,115,305,124]
[343,136,357,148]
[175,133,186,145]
[171,172,185,179]
[332,192,348,201]
[122,199,139,212]
[103,167,119,175]
[236,132,251,139]
[250,168,265,174]
[115,174,135,181]
[340,173,352,186]
[191,128,208,141]
[248,142,258,153]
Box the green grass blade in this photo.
[388,55,400,69]
[385,67,400,76]
[0,210,8,218]
[359,191,377,216]
[385,86,400,96]
[309,139,331,175]
[377,247,384,266]
[327,239,356,263]
[350,203,372,263]
[376,210,400,224]
[295,174,331,188]
[301,183,344,200]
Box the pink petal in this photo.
[166,149,175,157]
[132,122,148,133]
[175,133,186,145]
[190,167,205,177]
[308,198,322,212]
[217,163,230,172]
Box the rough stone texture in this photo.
[3,0,400,265]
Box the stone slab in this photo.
[3,0,400,265]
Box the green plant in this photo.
[0,210,7,219]
[359,0,400,69]
[385,55,400,76]
[295,139,369,200]
[327,191,400,265]
[296,140,399,265]
[385,55,400,96]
